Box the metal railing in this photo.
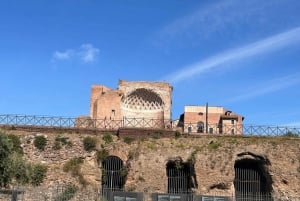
[183,122,300,136]
[0,114,171,130]
[0,114,300,137]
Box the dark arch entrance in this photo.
[234,157,272,200]
[197,121,204,133]
[166,159,195,194]
[102,156,126,193]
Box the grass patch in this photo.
[207,141,221,150]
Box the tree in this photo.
[0,132,13,187]
[0,131,47,187]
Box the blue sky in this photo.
[1,0,300,126]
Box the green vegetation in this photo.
[0,131,47,187]
[34,135,47,150]
[207,141,221,150]
[30,164,48,186]
[123,136,135,144]
[54,183,78,201]
[63,157,84,176]
[102,133,113,144]
[138,175,145,182]
[147,142,156,150]
[126,185,136,192]
[96,149,109,165]
[283,131,299,138]
[63,157,87,186]
[174,131,181,138]
[187,149,198,165]
[83,136,97,152]
[176,143,185,149]
[53,135,72,150]
[8,134,23,154]
[121,167,128,178]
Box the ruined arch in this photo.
[166,157,196,194]
[234,152,273,200]
[121,88,165,128]
[102,156,126,192]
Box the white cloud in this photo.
[157,0,295,44]
[228,73,300,102]
[78,44,100,63]
[53,49,74,60]
[162,26,300,84]
[52,43,99,63]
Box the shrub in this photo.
[174,131,181,139]
[53,141,62,150]
[53,135,72,150]
[30,164,47,186]
[55,135,69,145]
[96,149,109,165]
[10,152,30,184]
[83,136,97,152]
[54,183,78,201]
[34,135,47,150]
[63,157,87,186]
[283,131,299,138]
[102,133,113,144]
[63,157,84,176]
[8,134,23,154]
[0,132,47,187]
[123,137,135,144]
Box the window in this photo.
[209,127,213,134]
[231,119,234,125]
[197,121,204,133]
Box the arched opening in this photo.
[234,154,272,200]
[197,121,204,133]
[166,158,196,194]
[121,88,165,128]
[102,156,126,194]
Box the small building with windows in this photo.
[180,105,244,134]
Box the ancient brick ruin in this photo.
[90,80,172,128]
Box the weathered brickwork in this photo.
[90,80,172,128]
